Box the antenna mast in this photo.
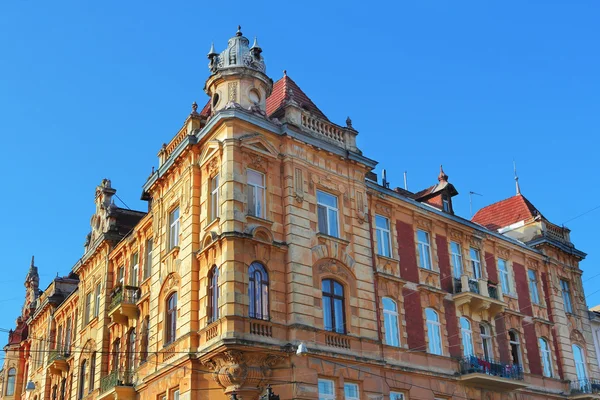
[469,191,483,218]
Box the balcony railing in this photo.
[570,379,600,395]
[453,277,481,295]
[100,369,134,394]
[488,284,499,300]
[110,285,140,311]
[47,349,69,366]
[459,356,523,381]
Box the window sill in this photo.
[205,217,220,232]
[503,292,518,299]
[376,254,398,263]
[161,246,180,262]
[419,267,440,275]
[316,232,349,246]
[246,214,274,226]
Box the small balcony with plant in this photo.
[458,355,527,391]
[453,275,505,317]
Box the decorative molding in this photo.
[449,229,463,241]
[228,82,238,102]
[374,203,391,217]
[416,218,432,231]
[498,247,510,260]
[469,236,482,249]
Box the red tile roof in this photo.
[471,194,541,231]
[200,99,211,117]
[266,75,329,121]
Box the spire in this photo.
[514,160,521,195]
[438,165,448,182]
[30,255,34,268]
[207,42,217,58]
[236,25,242,36]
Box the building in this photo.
[1,27,599,400]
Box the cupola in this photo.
[205,26,273,115]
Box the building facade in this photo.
[1,27,599,400]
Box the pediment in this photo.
[199,140,222,167]
[239,133,279,159]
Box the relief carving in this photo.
[450,229,463,241]
[375,203,391,216]
[470,236,482,249]
[497,247,510,260]
[208,157,220,175]
[416,218,432,231]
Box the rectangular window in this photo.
[84,292,92,325]
[169,207,180,250]
[210,174,219,221]
[247,169,265,218]
[469,248,482,279]
[118,266,125,286]
[561,280,573,313]
[390,392,405,400]
[498,259,511,294]
[318,379,335,400]
[417,230,432,270]
[94,283,101,318]
[172,389,180,400]
[344,383,359,400]
[144,238,153,280]
[131,252,139,286]
[375,215,391,257]
[317,190,339,237]
[450,241,462,279]
[528,269,540,304]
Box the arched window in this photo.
[89,352,96,392]
[572,344,587,381]
[5,368,15,396]
[78,359,87,399]
[426,308,442,355]
[383,298,400,347]
[140,316,149,363]
[165,293,178,344]
[248,262,269,320]
[127,329,136,370]
[208,266,219,323]
[460,317,473,357]
[322,279,346,333]
[480,323,493,361]
[509,330,522,365]
[539,338,553,377]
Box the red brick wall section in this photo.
[513,262,533,317]
[542,271,564,379]
[403,287,426,351]
[436,235,453,293]
[444,299,461,358]
[494,315,510,364]
[523,321,543,375]
[485,252,498,284]
[397,221,419,284]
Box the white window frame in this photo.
[460,317,474,357]
[344,383,359,400]
[318,379,335,400]
[383,297,400,347]
[469,248,482,279]
[390,392,405,400]
[573,344,588,381]
[528,269,540,304]
[450,241,463,279]
[131,252,139,287]
[480,324,493,361]
[317,190,339,237]
[539,338,553,377]
[561,279,573,313]
[426,308,442,355]
[210,174,219,221]
[417,230,433,270]
[169,207,180,250]
[498,258,511,295]
[118,266,124,286]
[509,330,522,366]
[172,389,180,400]
[94,283,101,318]
[376,215,392,257]
[247,169,266,218]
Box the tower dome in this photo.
[205,26,272,115]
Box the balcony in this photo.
[453,276,505,316]
[570,379,600,399]
[108,285,139,326]
[47,349,69,375]
[459,356,527,391]
[99,369,135,400]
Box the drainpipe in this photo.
[367,192,385,361]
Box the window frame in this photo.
[498,258,511,295]
[561,279,573,313]
[450,241,463,279]
[417,230,433,270]
[210,174,219,222]
[480,323,493,361]
[390,392,405,400]
[528,269,540,304]
[127,328,136,371]
[165,292,178,345]
[317,190,340,237]
[5,368,15,396]
[78,360,87,400]
[573,344,588,381]
[322,279,346,334]
[344,382,360,400]
[89,352,96,393]
[539,337,553,377]
[131,251,139,287]
[208,265,219,323]
[168,207,180,250]
[248,262,269,320]
[375,214,392,258]
[469,248,482,279]
[247,169,266,219]
[94,283,101,318]
[143,238,153,281]
[426,308,442,355]
[318,378,335,400]
[460,317,474,357]
[383,297,400,347]
[84,291,92,326]
[509,330,522,366]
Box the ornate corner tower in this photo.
[22,256,39,320]
[204,26,273,115]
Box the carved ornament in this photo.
[497,247,510,260]
[416,218,432,231]
[375,203,391,217]
[449,229,463,241]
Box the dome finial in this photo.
[207,42,217,58]
[236,25,242,36]
[438,165,448,182]
[514,160,521,195]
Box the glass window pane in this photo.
[418,230,429,243]
[247,185,256,216]
[334,298,344,333]
[328,209,339,236]
[375,215,389,229]
[333,281,343,296]
[317,205,328,234]
[248,169,263,186]
[323,297,332,331]
[317,191,337,208]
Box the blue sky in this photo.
[0,1,599,345]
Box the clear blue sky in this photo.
[1,1,599,345]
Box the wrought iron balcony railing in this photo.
[459,356,523,381]
[570,378,600,395]
[100,369,134,394]
[109,285,140,311]
[488,284,499,300]
[47,349,69,366]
